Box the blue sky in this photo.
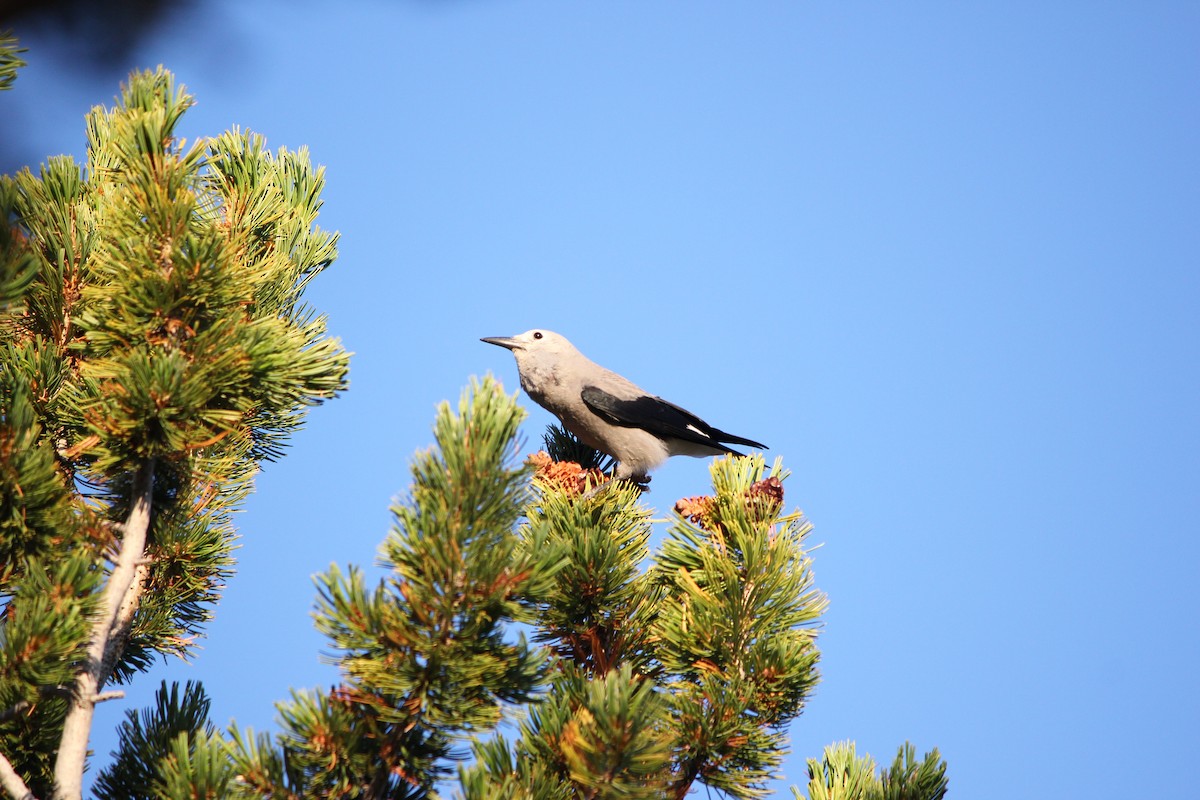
[4,2,1199,796]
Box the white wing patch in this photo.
[686,424,712,439]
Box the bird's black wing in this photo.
[580,385,766,452]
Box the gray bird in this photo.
[481,329,766,480]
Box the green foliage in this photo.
[522,474,656,675]
[0,31,24,91]
[877,743,948,800]
[653,459,824,799]
[239,376,834,799]
[0,348,81,572]
[151,727,236,800]
[802,742,880,800]
[94,381,947,799]
[93,681,220,800]
[556,663,673,798]
[0,66,347,794]
[229,378,549,799]
[799,741,948,800]
[0,181,38,308]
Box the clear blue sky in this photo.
[5,2,1198,797]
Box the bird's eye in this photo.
[533,331,543,340]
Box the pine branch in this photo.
[0,32,25,93]
[53,459,155,800]
[93,680,219,800]
[798,741,947,800]
[0,685,71,726]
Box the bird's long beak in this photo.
[480,336,520,350]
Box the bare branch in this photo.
[0,751,35,800]
[52,458,155,800]
[91,691,125,704]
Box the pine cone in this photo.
[675,495,718,530]
[528,450,607,495]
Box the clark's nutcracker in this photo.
[481,329,765,480]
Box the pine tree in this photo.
[208,378,947,800]
[0,68,348,800]
[1,62,946,800]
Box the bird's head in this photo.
[480,329,579,368]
